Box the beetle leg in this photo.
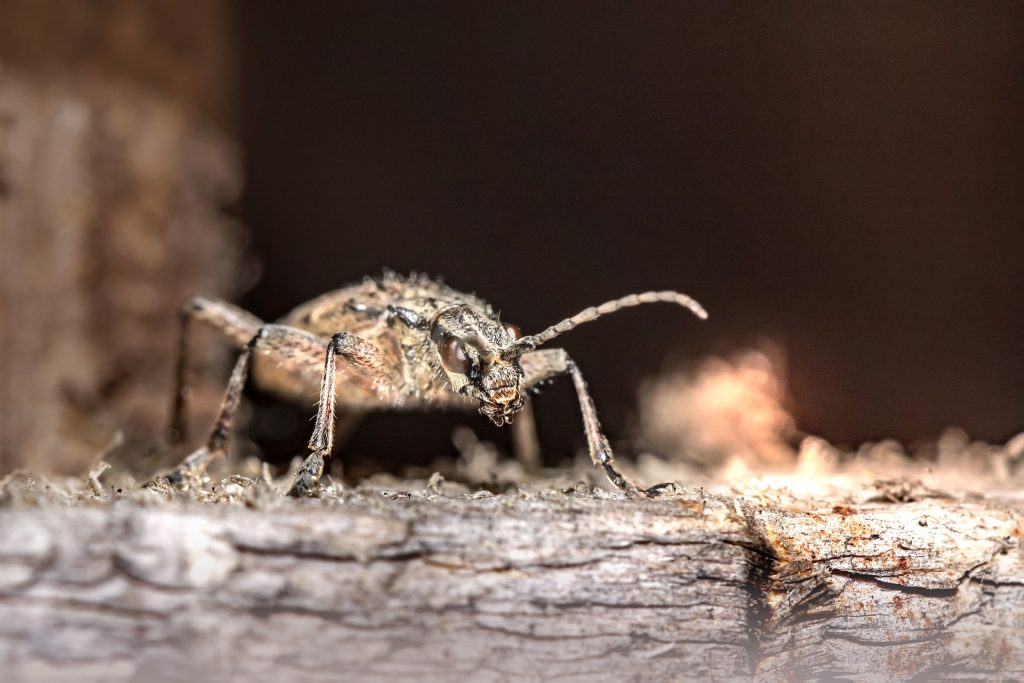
[510,394,542,476]
[156,324,327,489]
[168,296,265,445]
[519,348,666,498]
[288,332,395,497]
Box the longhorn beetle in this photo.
[160,271,707,497]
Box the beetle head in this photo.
[430,306,525,425]
[424,290,709,427]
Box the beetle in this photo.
[160,271,707,497]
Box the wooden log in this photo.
[0,474,1021,682]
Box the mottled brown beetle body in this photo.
[257,273,492,411]
[161,271,707,497]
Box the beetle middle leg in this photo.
[519,348,667,497]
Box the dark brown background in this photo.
[233,2,1024,455]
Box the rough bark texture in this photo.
[0,474,1021,683]
[752,496,1024,680]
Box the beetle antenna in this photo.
[510,290,707,355]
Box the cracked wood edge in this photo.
[0,487,1022,682]
[748,498,1024,680]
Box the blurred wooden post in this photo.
[0,0,246,474]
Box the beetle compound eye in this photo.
[440,336,471,375]
[504,323,522,340]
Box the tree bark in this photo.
[0,480,1020,682]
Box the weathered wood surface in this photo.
[0,476,1021,683]
[0,486,752,683]
[752,497,1024,680]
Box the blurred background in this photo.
[2,1,1023,477]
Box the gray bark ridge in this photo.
[0,485,1021,682]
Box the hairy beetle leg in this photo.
[287,452,326,497]
[155,324,327,491]
[519,348,673,496]
[287,331,393,497]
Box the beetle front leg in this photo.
[288,332,396,497]
[520,349,667,497]
[511,395,542,476]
